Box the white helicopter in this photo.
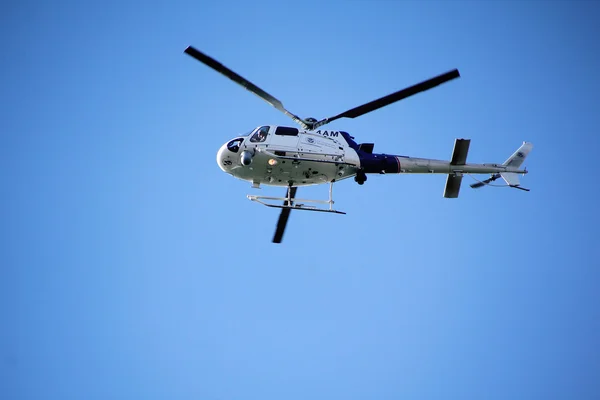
[184,46,533,243]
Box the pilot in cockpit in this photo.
[227,138,243,153]
[250,126,269,143]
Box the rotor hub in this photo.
[304,117,318,130]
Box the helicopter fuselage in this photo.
[217,125,527,187]
[217,125,360,187]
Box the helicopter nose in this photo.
[216,143,228,172]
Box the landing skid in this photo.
[250,200,346,214]
[247,182,346,214]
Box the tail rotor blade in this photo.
[470,173,501,189]
[272,187,298,243]
[470,181,486,189]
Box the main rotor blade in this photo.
[273,186,298,244]
[184,46,308,129]
[313,69,460,129]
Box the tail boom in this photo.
[355,140,532,196]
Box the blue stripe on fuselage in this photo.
[340,132,405,174]
[359,153,403,174]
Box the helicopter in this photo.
[184,46,533,243]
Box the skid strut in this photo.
[247,182,346,214]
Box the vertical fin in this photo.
[503,142,533,168]
[501,142,533,187]
[500,172,521,187]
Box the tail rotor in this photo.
[470,173,501,189]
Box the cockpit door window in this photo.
[250,126,270,143]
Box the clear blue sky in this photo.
[2,1,600,399]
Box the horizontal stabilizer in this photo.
[450,139,471,165]
[444,174,463,198]
[444,139,470,198]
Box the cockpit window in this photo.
[227,138,244,153]
[250,126,269,143]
